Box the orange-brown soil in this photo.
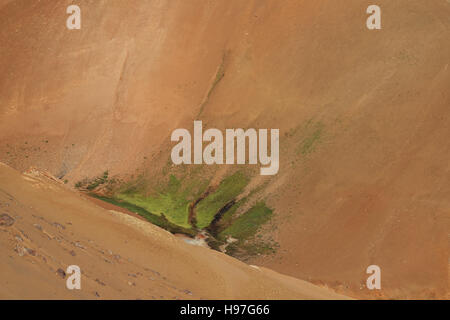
[0,0,448,299]
[0,162,347,299]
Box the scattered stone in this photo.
[74,242,84,249]
[95,279,106,286]
[149,269,160,276]
[17,229,29,239]
[14,244,27,256]
[42,230,54,240]
[56,268,66,279]
[94,292,100,297]
[183,289,193,295]
[53,222,65,230]
[226,236,238,244]
[33,223,42,231]
[69,250,76,256]
[0,213,15,227]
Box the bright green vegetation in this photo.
[207,201,277,257]
[209,198,246,232]
[117,192,191,227]
[195,171,249,229]
[116,171,248,229]
[218,202,273,241]
[91,194,196,237]
[84,169,276,258]
[118,174,208,228]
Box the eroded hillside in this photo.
[0,0,449,299]
[0,162,349,299]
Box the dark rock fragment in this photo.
[56,268,66,279]
[0,213,14,227]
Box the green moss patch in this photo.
[86,170,276,259]
[91,194,196,237]
[117,174,208,229]
[218,202,273,241]
[194,171,249,229]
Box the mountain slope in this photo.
[0,0,448,298]
[0,162,347,299]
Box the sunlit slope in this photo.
[0,163,348,299]
[0,0,449,298]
